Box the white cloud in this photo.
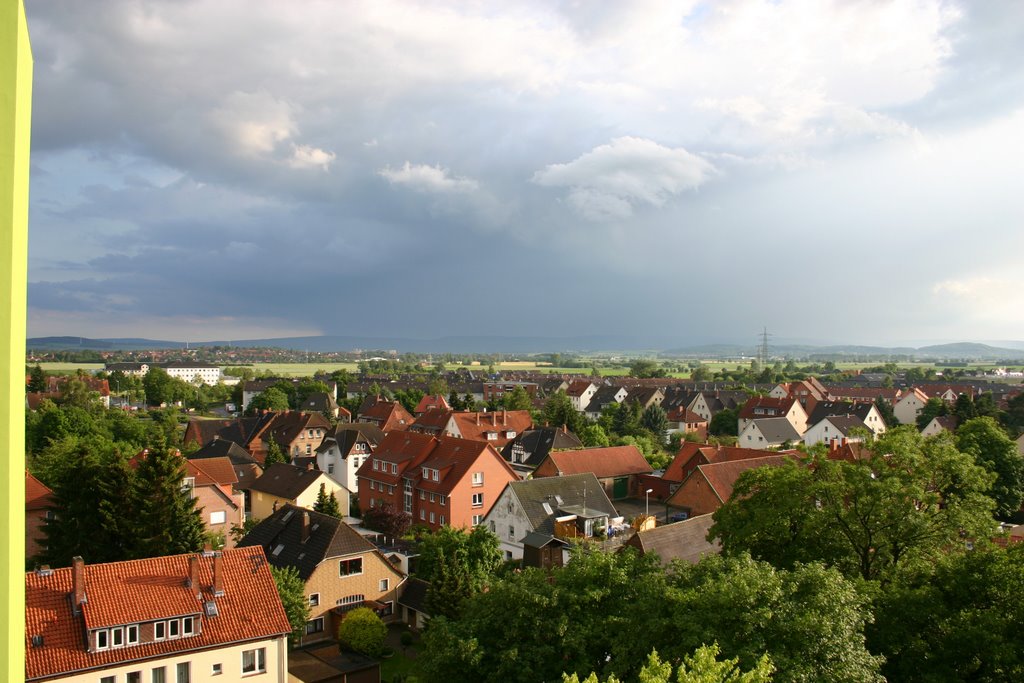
[378,162,479,193]
[288,144,335,170]
[209,91,296,156]
[532,137,715,221]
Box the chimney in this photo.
[301,511,311,543]
[476,412,480,426]
[187,555,201,598]
[502,409,507,426]
[491,412,497,426]
[306,461,314,471]
[71,556,86,614]
[212,552,225,597]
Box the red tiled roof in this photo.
[698,455,791,502]
[415,436,519,494]
[185,457,237,487]
[358,401,414,431]
[738,396,798,420]
[541,446,653,479]
[565,380,594,397]
[451,410,533,447]
[26,472,54,511]
[664,444,787,482]
[414,394,450,414]
[355,431,438,485]
[25,547,290,681]
[410,409,454,432]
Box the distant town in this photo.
[23,347,1024,682]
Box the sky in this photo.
[23,0,1024,348]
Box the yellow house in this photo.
[25,547,291,682]
[239,504,405,646]
[248,463,351,522]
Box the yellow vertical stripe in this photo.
[0,1,31,681]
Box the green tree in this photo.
[709,408,739,437]
[263,438,290,466]
[915,396,947,430]
[132,446,206,559]
[418,525,503,620]
[953,393,977,424]
[271,564,311,645]
[338,606,387,656]
[579,423,610,448]
[542,391,584,434]
[39,442,137,566]
[629,359,667,379]
[564,646,774,683]
[874,397,896,427]
[956,416,1024,518]
[641,404,668,439]
[870,543,1024,682]
[247,386,290,414]
[313,483,342,518]
[28,364,46,392]
[502,386,534,411]
[711,428,996,582]
[142,367,174,406]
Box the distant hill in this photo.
[28,335,1024,359]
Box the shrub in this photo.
[338,607,387,657]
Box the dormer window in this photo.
[391,463,397,474]
[422,467,429,479]
[432,469,439,482]
[486,431,497,440]
[95,629,109,650]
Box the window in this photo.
[306,444,312,455]
[432,469,439,482]
[128,672,142,683]
[309,593,320,607]
[439,495,446,506]
[339,558,363,576]
[472,471,483,487]
[152,667,166,683]
[429,493,436,503]
[472,493,483,508]
[127,624,139,644]
[211,664,222,676]
[419,490,425,499]
[506,431,516,438]
[422,467,429,479]
[429,512,435,524]
[111,626,124,648]
[420,509,425,520]
[387,485,394,495]
[154,621,166,640]
[379,578,389,591]
[210,510,226,525]
[168,619,180,639]
[508,525,515,541]
[486,432,497,440]
[182,616,194,636]
[489,520,496,532]
[95,629,109,650]
[439,515,445,526]
[374,460,380,471]
[337,594,365,610]
[472,514,482,526]
[308,429,314,438]
[306,617,325,635]
[391,463,397,474]
[101,677,115,683]
[176,662,191,683]
[241,648,266,675]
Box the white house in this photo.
[738,417,802,451]
[161,362,223,385]
[565,381,598,412]
[314,423,384,494]
[803,415,871,448]
[893,388,929,426]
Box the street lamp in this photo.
[645,488,653,518]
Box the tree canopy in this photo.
[710,427,996,582]
[271,565,311,645]
[955,417,1024,518]
[417,525,503,620]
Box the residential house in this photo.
[666,455,792,516]
[480,473,618,563]
[238,505,405,646]
[500,426,584,476]
[737,396,808,435]
[738,417,803,450]
[298,392,346,421]
[25,547,291,682]
[621,513,721,566]
[188,438,264,516]
[159,361,223,385]
[533,445,653,500]
[625,387,665,411]
[241,378,338,412]
[769,378,828,413]
[26,471,54,563]
[921,415,958,438]
[565,380,598,412]
[28,375,111,409]
[686,390,749,422]
[413,394,450,416]
[807,400,887,437]
[184,457,245,549]
[584,385,628,421]
[315,423,385,494]
[357,399,414,432]
[398,578,430,631]
[824,385,901,405]
[251,411,333,462]
[407,409,455,437]
[803,414,872,448]
[356,433,519,532]
[447,410,533,448]
[664,443,795,486]
[482,382,538,404]
[249,463,351,521]
[664,407,708,441]
[893,388,930,426]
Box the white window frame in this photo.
[379,578,389,592]
[472,514,482,526]
[182,616,195,636]
[472,493,483,508]
[210,510,226,525]
[126,624,139,645]
[472,471,483,487]
[339,558,363,577]
[154,621,166,641]
[211,663,222,676]
[111,626,124,648]
[168,618,180,639]
[95,629,109,651]
[309,593,320,607]
[241,647,266,675]
[305,617,325,635]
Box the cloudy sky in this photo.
[23,0,1024,347]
